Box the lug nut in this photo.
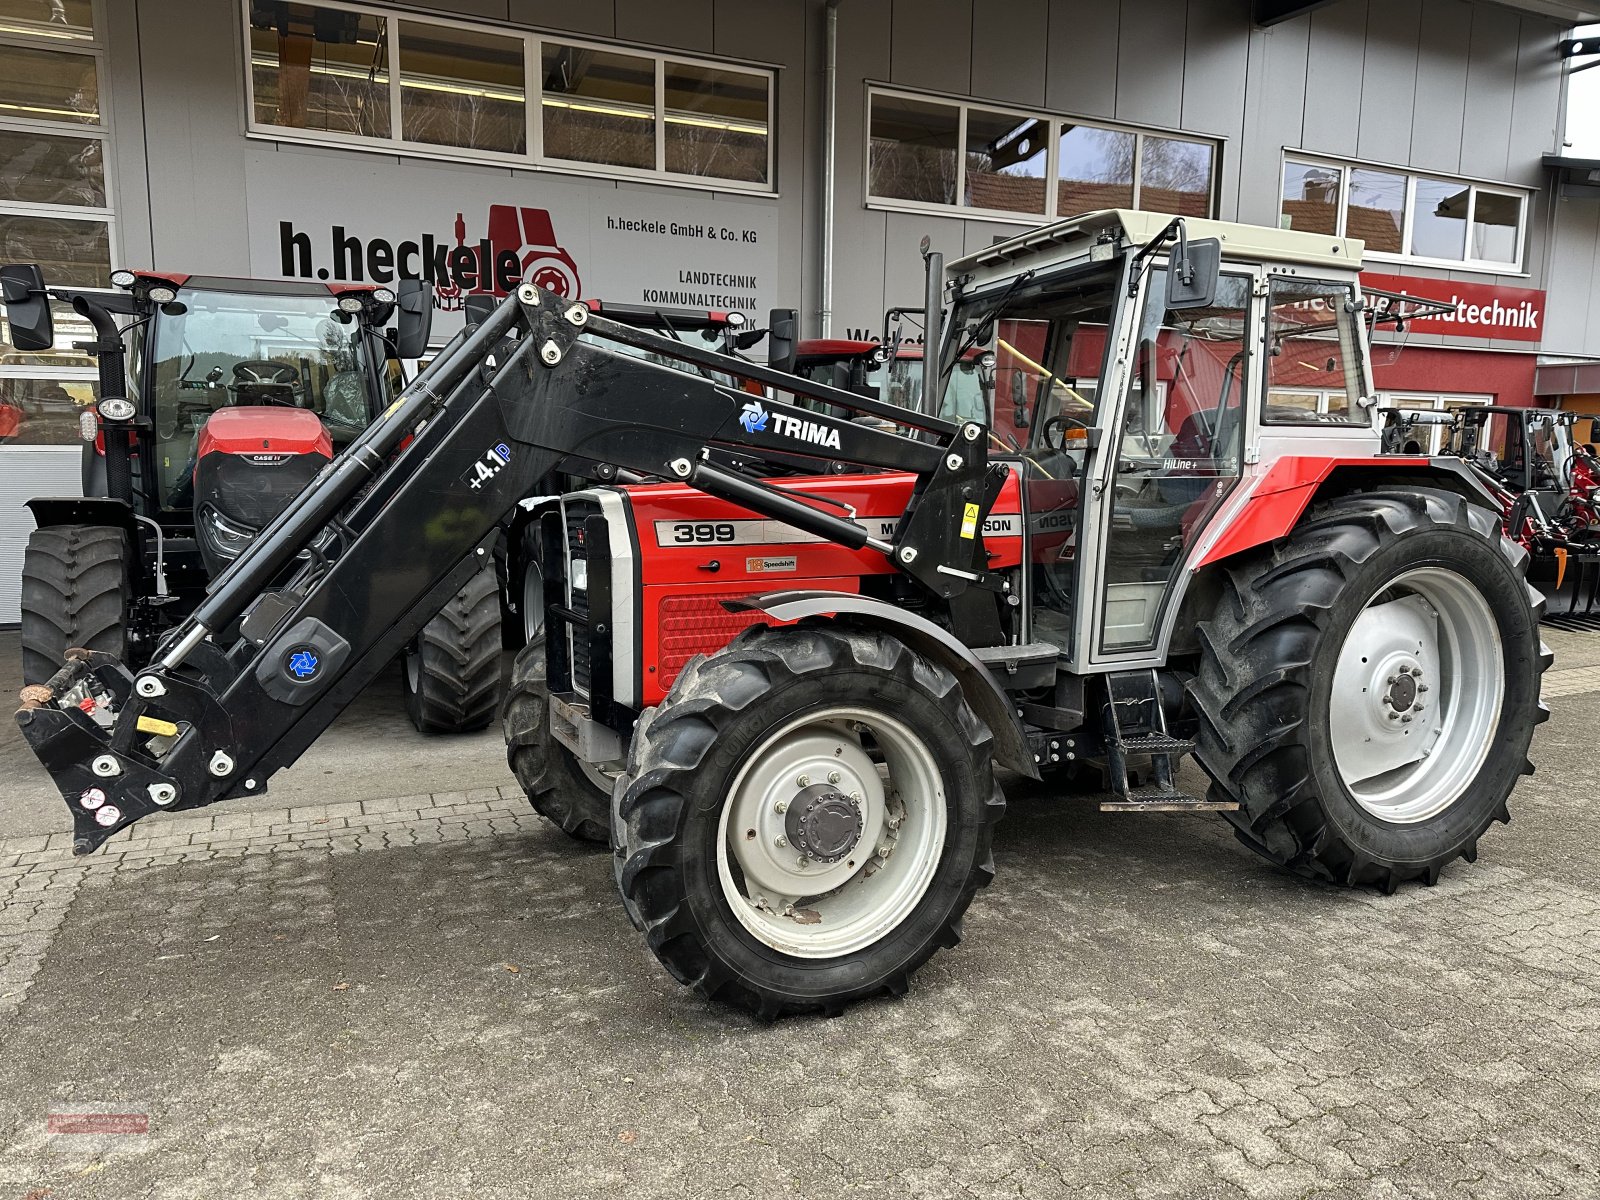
[827,771,841,785]
[1388,713,1401,721]
[796,774,810,788]
[1418,684,1430,693]
[775,798,790,814]
[774,835,788,848]
[1401,715,1413,724]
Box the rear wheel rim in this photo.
[715,706,947,960]
[1329,566,1504,824]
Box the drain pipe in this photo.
[819,0,844,337]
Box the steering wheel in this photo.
[233,360,299,386]
[1039,413,1091,451]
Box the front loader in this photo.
[14,210,1549,1018]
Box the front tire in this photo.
[614,623,1005,1019]
[501,635,614,843]
[402,564,503,734]
[1190,490,1549,891]
[20,525,131,684]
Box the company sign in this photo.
[1362,272,1547,344]
[243,150,778,335]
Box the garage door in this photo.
[0,446,82,625]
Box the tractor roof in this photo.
[947,209,1365,293]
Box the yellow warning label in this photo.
[960,502,980,540]
[136,716,179,737]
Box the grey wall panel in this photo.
[1115,0,1188,130]
[831,209,889,338]
[970,0,1046,109]
[1181,0,1249,222]
[881,210,963,323]
[615,0,713,52]
[889,0,972,95]
[1508,16,1563,187]
[1044,0,1118,121]
[1355,0,1422,167]
[1457,2,1520,181]
[509,0,616,38]
[1543,199,1599,355]
[105,0,152,268]
[1300,2,1367,159]
[137,0,252,275]
[829,0,892,337]
[1409,0,1472,176]
[1236,20,1309,231]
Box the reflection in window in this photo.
[664,61,769,184]
[0,128,103,207]
[1472,191,1521,264]
[964,110,1046,214]
[399,22,525,154]
[1265,278,1366,426]
[0,43,98,124]
[1058,124,1133,213]
[1347,168,1406,254]
[869,95,959,204]
[0,0,94,41]
[1140,135,1212,217]
[1281,160,1341,235]
[0,212,109,287]
[541,43,656,171]
[250,3,390,138]
[1412,178,1467,262]
[0,375,95,446]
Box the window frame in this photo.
[239,0,777,195]
[1280,152,1530,276]
[864,85,1220,225]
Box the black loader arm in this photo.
[15,285,1007,855]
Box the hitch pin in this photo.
[158,623,211,671]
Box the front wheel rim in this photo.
[715,706,948,960]
[1328,566,1505,824]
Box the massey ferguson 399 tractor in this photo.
[13,210,1549,1019]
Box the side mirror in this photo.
[977,351,996,391]
[1010,370,1029,429]
[1588,419,1600,446]
[1166,238,1221,311]
[1,264,53,352]
[393,278,433,359]
[767,307,797,375]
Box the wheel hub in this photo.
[1383,667,1420,714]
[785,785,864,864]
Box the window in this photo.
[1264,278,1369,427]
[1381,393,1490,454]
[869,88,1217,222]
[0,0,115,448]
[1281,156,1528,272]
[244,1,775,192]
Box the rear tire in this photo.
[402,564,503,734]
[1189,490,1549,891]
[20,525,130,684]
[501,635,613,843]
[614,623,1005,1019]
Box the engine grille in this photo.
[657,594,766,691]
[564,500,601,696]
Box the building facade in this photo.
[1,0,1598,621]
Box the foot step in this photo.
[1101,785,1238,813]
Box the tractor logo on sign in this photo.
[739,399,769,434]
[435,205,583,313]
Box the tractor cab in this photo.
[940,209,1378,666]
[1449,405,1570,496]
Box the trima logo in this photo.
[277,205,583,312]
[739,399,769,434]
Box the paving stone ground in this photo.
[0,630,1597,1198]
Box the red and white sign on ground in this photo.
[1362,272,1547,344]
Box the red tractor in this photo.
[15,210,1549,1020]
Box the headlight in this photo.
[110,269,136,288]
[724,311,746,328]
[337,296,364,314]
[373,287,396,304]
[148,285,178,304]
[97,396,135,421]
[206,509,257,557]
[570,556,588,593]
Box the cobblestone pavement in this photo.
[0,632,1597,1199]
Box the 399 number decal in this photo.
[671,522,737,544]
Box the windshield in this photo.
[149,288,375,510]
[879,355,990,425]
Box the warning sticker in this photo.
[959,502,981,540]
[746,556,799,574]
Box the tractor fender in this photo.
[1193,455,1500,569]
[725,590,1041,781]
[26,495,136,534]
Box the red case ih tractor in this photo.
[13,210,1549,1020]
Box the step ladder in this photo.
[1098,669,1237,813]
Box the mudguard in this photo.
[27,495,136,533]
[726,590,1041,781]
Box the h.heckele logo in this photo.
[738,399,842,450]
[277,205,583,313]
[739,399,769,434]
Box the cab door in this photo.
[1078,266,1256,664]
